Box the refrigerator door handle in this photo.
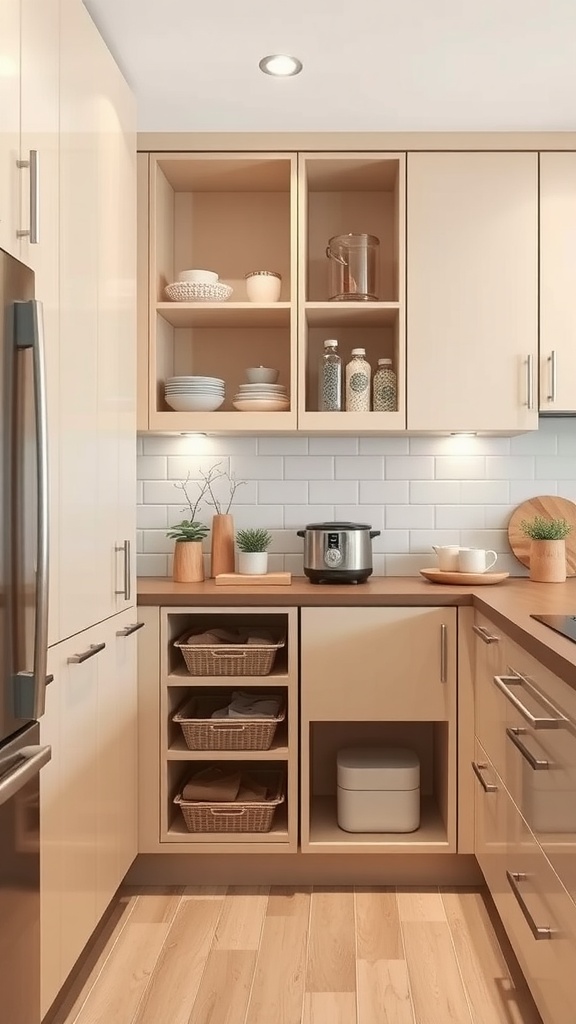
[0,744,51,808]
[14,300,50,719]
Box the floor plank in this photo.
[190,950,257,1024]
[356,960,415,1024]
[212,886,269,951]
[441,890,542,1024]
[302,992,357,1024]
[72,894,182,1024]
[133,898,223,1024]
[355,888,403,961]
[401,920,474,1024]
[245,892,310,1024]
[306,888,356,993]
[267,886,312,917]
[397,887,447,922]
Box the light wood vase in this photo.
[529,539,567,583]
[210,514,235,578]
[172,541,204,583]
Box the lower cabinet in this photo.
[40,610,141,1017]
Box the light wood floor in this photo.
[48,886,542,1024]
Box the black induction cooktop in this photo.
[531,614,576,643]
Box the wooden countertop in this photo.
[137,576,576,688]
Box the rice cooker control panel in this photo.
[324,532,343,567]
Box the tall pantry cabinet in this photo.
[0,0,143,1015]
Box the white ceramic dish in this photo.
[177,269,218,284]
[233,399,290,412]
[165,386,225,392]
[167,376,225,384]
[245,366,279,384]
[166,394,225,412]
[233,393,287,401]
[164,281,233,303]
[237,383,286,392]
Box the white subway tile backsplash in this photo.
[359,480,410,504]
[386,505,434,529]
[359,437,409,454]
[386,456,434,480]
[258,437,309,455]
[284,456,333,479]
[309,480,358,504]
[497,553,528,576]
[137,429,574,577]
[258,480,308,504]
[335,456,383,479]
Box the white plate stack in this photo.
[232,382,290,412]
[165,376,225,412]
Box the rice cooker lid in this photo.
[304,521,372,531]
[337,747,420,791]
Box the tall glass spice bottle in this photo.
[373,357,397,411]
[345,348,371,412]
[318,338,342,411]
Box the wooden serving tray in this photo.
[420,568,510,586]
[215,572,292,587]
[507,495,576,576]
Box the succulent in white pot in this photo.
[236,528,272,575]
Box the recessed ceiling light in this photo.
[259,54,303,77]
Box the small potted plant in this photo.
[520,515,572,583]
[167,471,214,583]
[236,528,272,576]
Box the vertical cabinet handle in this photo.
[472,624,500,645]
[506,872,552,940]
[440,623,448,683]
[115,540,131,601]
[547,350,557,403]
[472,761,498,792]
[17,150,40,244]
[525,354,534,410]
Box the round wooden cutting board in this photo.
[507,495,576,575]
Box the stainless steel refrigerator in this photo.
[0,248,52,1024]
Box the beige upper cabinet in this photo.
[407,152,539,432]
[539,152,576,413]
[0,0,20,257]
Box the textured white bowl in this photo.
[245,366,279,384]
[177,269,218,284]
[166,394,225,412]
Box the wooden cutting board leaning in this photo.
[215,572,292,586]
[507,495,576,576]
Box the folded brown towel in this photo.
[237,774,269,802]
[182,766,241,802]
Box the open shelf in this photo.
[167,737,289,761]
[308,794,449,853]
[305,301,400,328]
[166,663,290,687]
[156,302,291,329]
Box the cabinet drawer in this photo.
[473,742,576,1024]
[301,607,456,722]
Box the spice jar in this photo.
[345,348,371,412]
[244,271,282,303]
[318,339,342,411]
[373,358,397,411]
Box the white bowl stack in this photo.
[233,380,289,412]
[165,376,225,412]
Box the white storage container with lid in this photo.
[336,747,420,833]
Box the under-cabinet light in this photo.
[450,432,477,437]
[259,54,303,77]
[180,432,208,438]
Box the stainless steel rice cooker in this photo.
[296,521,381,584]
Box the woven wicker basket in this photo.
[174,628,285,677]
[173,695,285,751]
[174,771,284,833]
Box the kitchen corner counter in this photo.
[137,575,576,687]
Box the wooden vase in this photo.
[172,541,204,583]
[529,539,566,583]
[210,514,235,578]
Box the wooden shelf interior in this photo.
[304,320,400,413]
[306,720,451,850]
[165,611,291,681]
[302,155,403,303]
[153,155,294,304]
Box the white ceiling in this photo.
[84,0,576,133]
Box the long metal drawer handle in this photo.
[472,761,498,792]
[116,622,145,638]
[506,871,552,940]
[525,354,534,409]
[68,642,106,665]
[493,674,566,729]
[115,540,131,601]
[17,149,40,243]
[472,624,500,644]
[506,727,549,770]
[548,350,557,403]
[0,745,51,807]
[440,623,448,682]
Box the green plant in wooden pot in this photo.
[236,528,272,576]
[520,515,572,583]
[167,472,212,583]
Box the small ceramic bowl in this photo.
[178,269,219,284]
[245,366,279,384]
